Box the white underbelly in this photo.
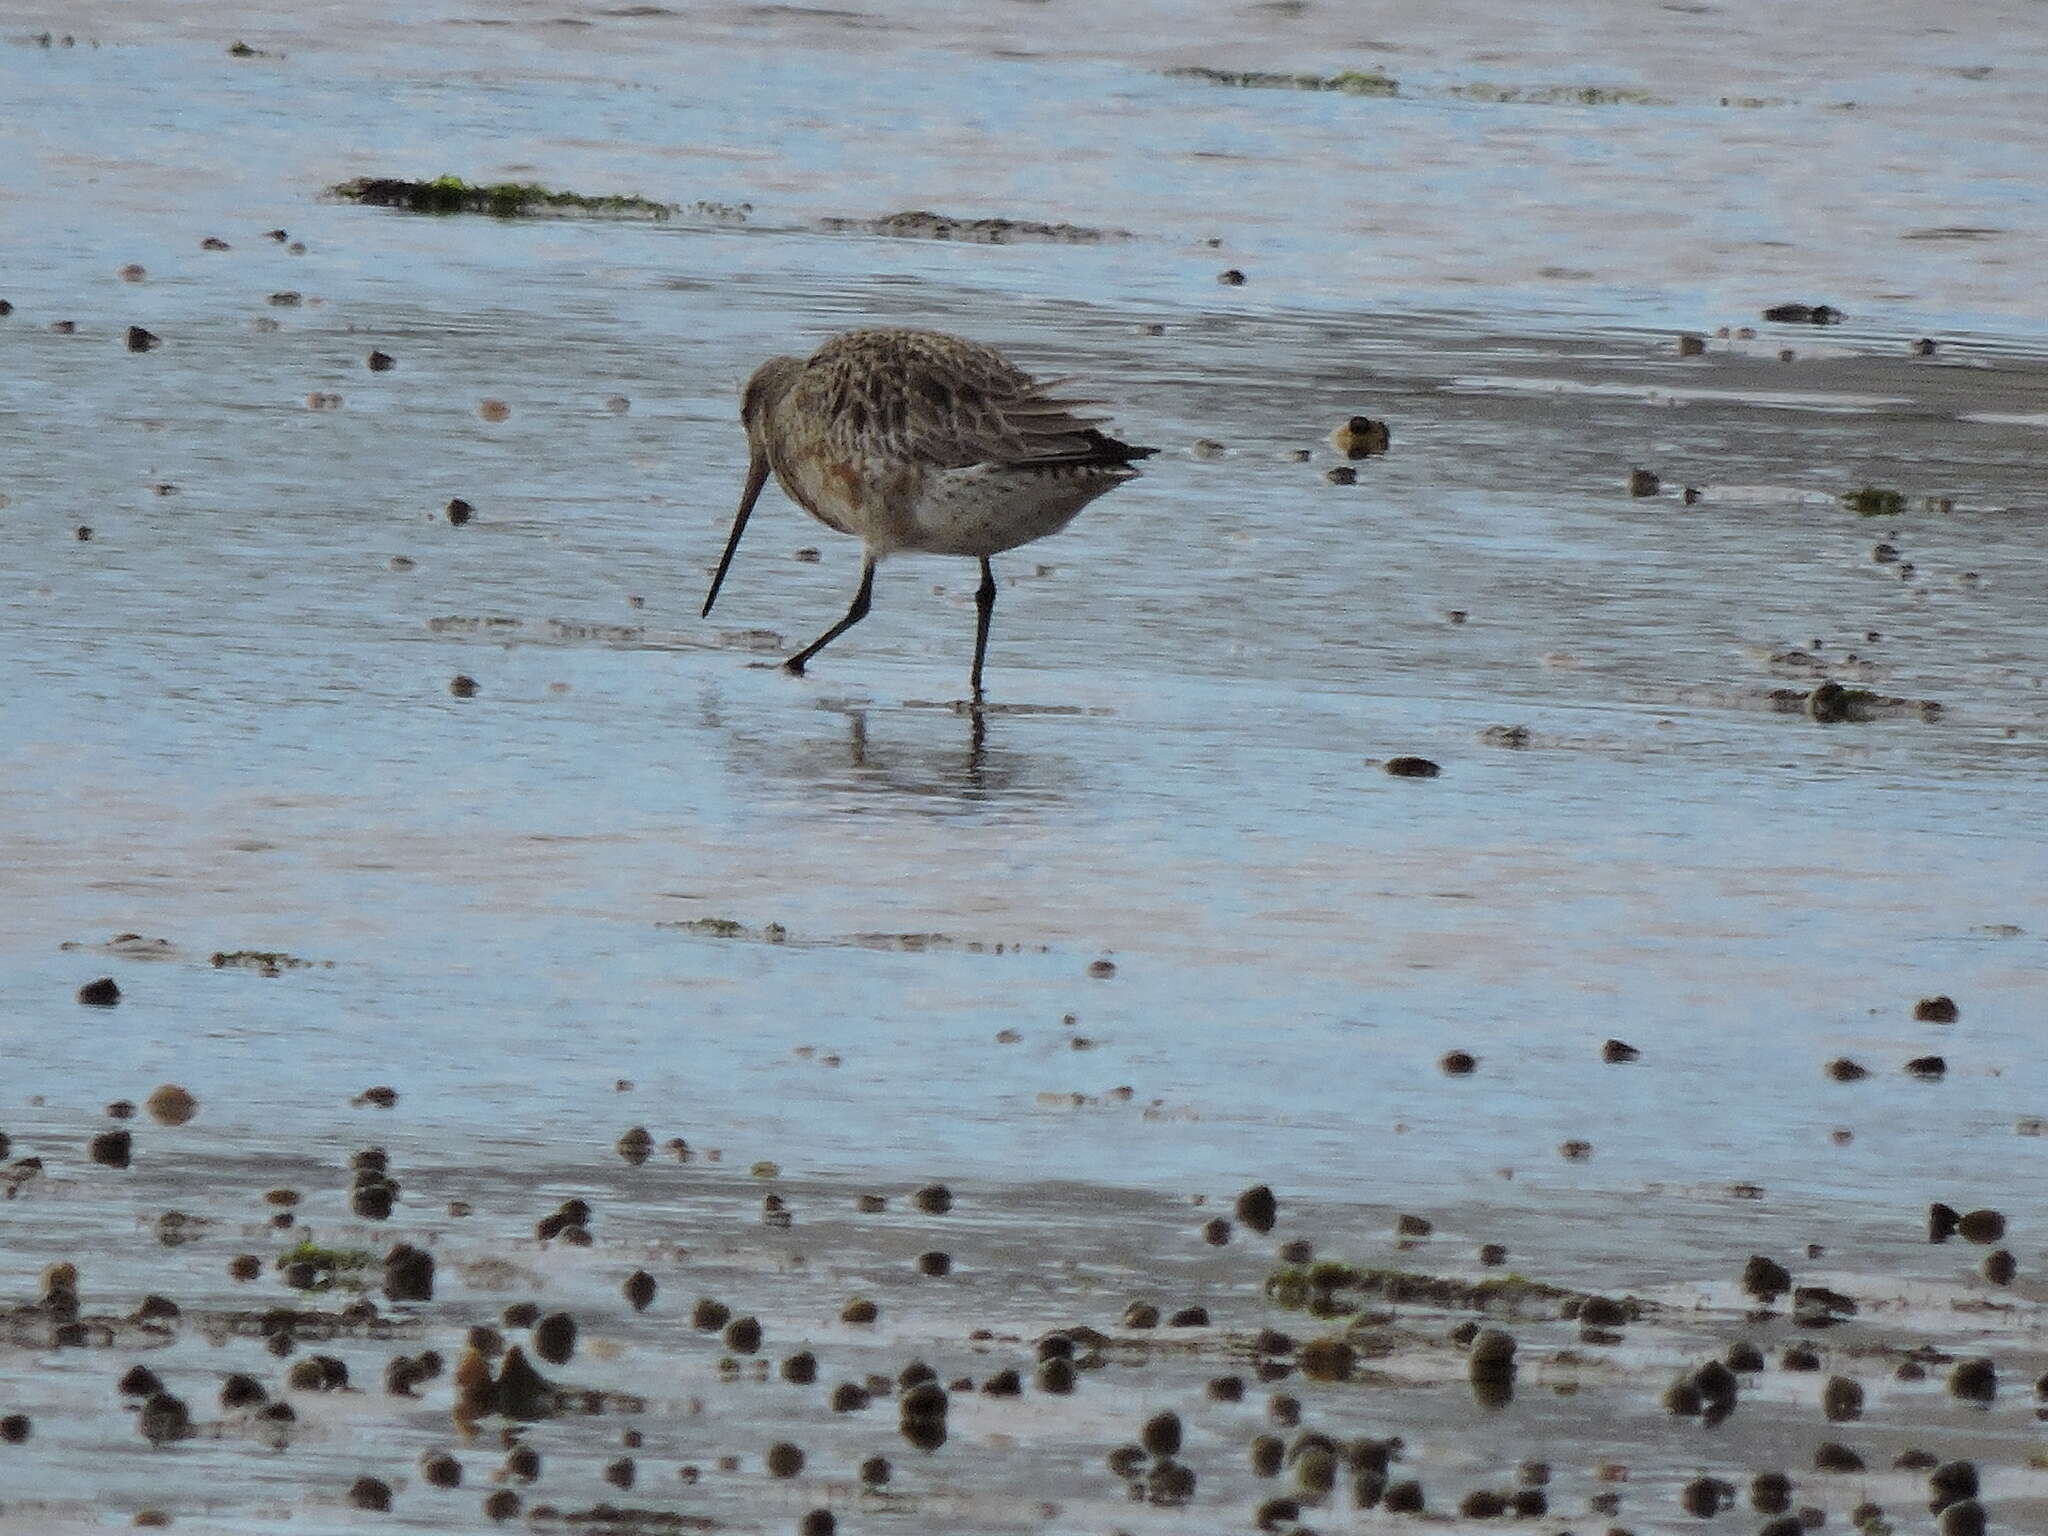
[900,463,1131,558]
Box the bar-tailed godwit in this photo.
[701,327,1154,697]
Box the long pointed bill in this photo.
[702,452,770,618]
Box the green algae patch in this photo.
[1266,1262,1618,1321]
[1842,485,1907,516]
[211,949,333,974]
[1449,82,1669,106]
[330,176,678,221]
[1166,65,1399,97]
[276,1239,375,1290]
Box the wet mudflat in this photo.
[3,0,2047,1531]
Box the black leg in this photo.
[785,558,876,677]
[970,557,996,698]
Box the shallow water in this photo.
[3,0,2047,1530]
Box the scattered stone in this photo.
[349,1476,392,1511]
[1948,1358,1996,1402]
[1602,1039,1639,1062]
[1914,995,1959,1023]
[421,1450,463,1488]
[1236,1184,1278,1234]
[915,1250,951,1276]
[1627,468,1660,497]
[723,1316,762,1354]
[840,1297,877,1325]
[1681,1477,1730,1516]
[1930,1202,1961,1242]
[383,1243,434,1302]
[126,326,160,352]
[1983,1249,2016,1285]
[1822,1375,1864,1421]
[1440,1050,1477,1075]
[1813,1442,1863,1472]
[1141,1410,1182,1457]
[366,350,396,371]
[78,977,122,1006]
[624,1270,657,1311]
[912,1183,954,1214]
[1383,1478,1425,1513]
[1298,1338,1354,1382]
[90,1130,133,1168]
[446,498,474,525]
[1677,333,1706,356]
[1202,1216,1232,1245]
[1743,1254,1793,1299]
[1218,268,1247,285]
[1331,416,1391,457]
[765,1441,804,1477]
[144,1085,197,1126]
[1905,1055,1947,1079]
[1956,1209,2005,1243]
[1325,464,1357,485]
[1929,1460,1979,1512]
[1384,756,1440,778]
[1825,1057,1869,1081]
[533,1312,577,1365]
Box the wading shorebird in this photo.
[701,327,1155,697]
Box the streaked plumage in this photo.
[701,327,1154,696]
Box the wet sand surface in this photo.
[4,0,2048,1531]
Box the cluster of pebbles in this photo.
[3,1042,2042,1536]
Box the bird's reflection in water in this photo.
[842,705,990,801]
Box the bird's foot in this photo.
[782,657,807,677]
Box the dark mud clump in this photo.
[330,176,678,220]
[1384,756,1441,778]
[816,209,1132,243]
[1763,303,1845,324]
